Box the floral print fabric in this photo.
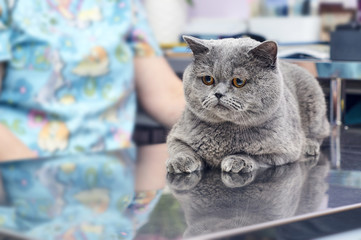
[0,0,161,157]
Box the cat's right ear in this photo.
[248,41,278,69]
[183,35,210,56]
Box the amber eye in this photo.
[232,78,247,88]
[202,76,214,86]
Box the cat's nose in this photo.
[215,93,223,99]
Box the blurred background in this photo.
[142,0,360,45]
[134,0,361,145]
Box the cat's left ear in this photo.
[183,35,210,56]
[248,41,278,69]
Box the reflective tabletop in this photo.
[0,126,361,240]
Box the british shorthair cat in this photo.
[166,36,329,173]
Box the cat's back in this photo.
[279,61,322,96]
[279,60,329,138]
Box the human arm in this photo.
[0,124,37,161]
[134,56,185,128]
[0,65,37,161]
[0,4,36,161]
[135,143,168,191]
[128,0,185,128]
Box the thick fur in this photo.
[166,37,329,173]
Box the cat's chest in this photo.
[187,123,244,159]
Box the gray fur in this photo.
[167,154,330,238]
[167,36,329,173]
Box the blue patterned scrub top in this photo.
[0,0,161,157]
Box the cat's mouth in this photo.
[215,102,232,111]
[202,97,244,111]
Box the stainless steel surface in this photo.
[0,128,361,239]
[313,60,361,80]
[329,78,344,126]
[330,125,341,169]
[137,127,361,239]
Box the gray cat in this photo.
[166,36,329,173]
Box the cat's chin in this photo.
[214,103,231,111]
[190,109,226,124]
[200,111,266,126]
[189,105,256,125]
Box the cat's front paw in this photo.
[221,172,255,188]
[221,155,256,173]
[167,171,202,192]
[304,139,321,156]
[166,153,203,173]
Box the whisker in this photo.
[222,98,242,111]
[202,96,217,109]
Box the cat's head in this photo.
[182,36,283,126]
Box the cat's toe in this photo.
[166,153,203,173]
[221,156,246,173]
[221,172,255,188]
[221,155,256,173]
[242,161,255,172]
[304,139,320,156]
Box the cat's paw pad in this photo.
[304,139,320,156]
[221,155,255,173]
[221,172,255,188]
[167,172,202,191]
[166,153,203,173]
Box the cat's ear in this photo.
[248,41,278,69]
[183,35,210,56]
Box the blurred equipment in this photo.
[319,2,356,41]
[143,0,188,44]
[182,16,320,44]
[182,18,249,39]
[330,1,361,61]
[249,16,321,43]
[330,23,361,61]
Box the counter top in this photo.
[0,127,361,239]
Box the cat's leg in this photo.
[221,154,259,173]
[304,138,321,156]
[167,139,204,173]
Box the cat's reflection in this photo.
[167,154,329,238]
